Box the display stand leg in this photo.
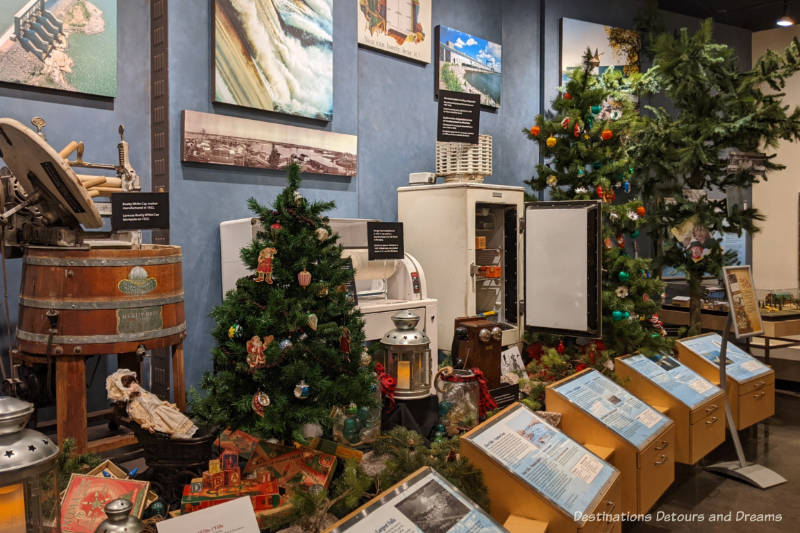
[764,337,770,365]
[171,341,186,411]
[705,314,786,489]
[56,356,88,453]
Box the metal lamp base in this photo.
[705,461,787,489]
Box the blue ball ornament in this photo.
[623,311,630,319]
[618,271,630,282]
[623,181,631,193]
[612,310,623,321]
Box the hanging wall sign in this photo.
[367,222,404,260]
[437,90,480,144]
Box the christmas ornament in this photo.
[631,229,640,238]
[584,133,591,140]
[623,181,631,193]
[591,104,602,114]
[227,323,242,340]
[574,123,581,138]
[279,339,292,351]
[577,169,585,177]
[612,310,623,321]
[307,313,318,331]
[246,335,273,370]
[360,350,372,366]
[319,284,329,296]
[616,286,629,298]
[643,293,650,303]
[561,117,570,129]
[315,227,329,241]
[623,311,631,319]
[546,135,557,148]
[547,175,558,187]
[636,206,646,216]
[293,190,303,206]
[595,185,603,198]
[618,271,630,282]
[255,247,277,284]
[604,237,614,249]
[252,391,270,417]
[557,341,565,354]
[616,234,625,248]
[604,190,615,203]
[529,125,540,136]
[270,222,283,234]
[601,129,613,141]
[342,404,360,443]
[610,109,622,120]
[627,211,639,221]
[293,380,310,400]
[297,269,312,287]
[609,211,619,221]
[564,92,572,100]
[340,326,351,353]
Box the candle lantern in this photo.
[379,310,432,400]
[0,396,60,533]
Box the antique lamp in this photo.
[0,396,60,533]
[379,310,432,400]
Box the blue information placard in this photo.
[678,334,771,382]
[465,403,617,518]
[553,370,671,448]
[619,354,722,408]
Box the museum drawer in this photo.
[579,477,622,533]
[735,382,775,430]
[737,373,774,396]
[637,425,675,514]
[688,410,725,464]
[689,398,723,424]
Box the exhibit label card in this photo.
[678,333,771,382]
[463,403,616,519]
[329,468,505,532]
[620,354,722,408]
[437,90,480,144]
[553,370,671,448]
[156,497,259,533]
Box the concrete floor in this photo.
[629,390,800,532]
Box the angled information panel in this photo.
[619,353,722,409]
[552,370,671,448]
[328,467,507,533]
[463,403,616,519]
[677,333,771,382]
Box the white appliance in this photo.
[398,183,602,351]
[219,217,439,390]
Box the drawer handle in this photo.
[705,404,718,414]
[654,440,669,450]
[654,454,668,465]
[705,416,719,425]
[757,381,765,389]
[753,391,766,399]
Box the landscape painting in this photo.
[436,25,501,108]
[182,110,357,177]
[560,17,640,85]
[358,0,431,63]
[0,0,117,97]
[214,0,333,120]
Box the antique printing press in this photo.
[0,117,187,453]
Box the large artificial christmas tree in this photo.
[633,20,800,333]
[191,164,375,442]
[521,51,668,406]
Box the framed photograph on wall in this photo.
[560,17,640,86]
[213,0,333,120]
[0,0,117,97]
[357,0,432,63]
[435,25,501,108]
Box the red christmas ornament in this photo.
[529,125,540,136]
[616,234,625,248]
[527,342,543,361]
[595,340,607,351]
[604,237,614,249]
[601,129,613,140]
[270,222,283,232]
[604,190,616,203]
[595,185,604,198]
[573,123,580,138]
[564,92,572,100]
[339,326,351,354]
[557,341,565,354]
[297,269,312,287]
[561,117,570,129]
[576,363,588,372]
[636,206,646,216]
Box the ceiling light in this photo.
[777,15,795,26]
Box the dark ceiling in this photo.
[659,0,800,31]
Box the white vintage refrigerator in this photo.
[398,183,601,351]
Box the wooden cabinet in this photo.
[676,333,775,430]
[615,354,726,464]
[546,369,675,515]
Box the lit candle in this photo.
[396,361,411,390]
[0,483,26,533]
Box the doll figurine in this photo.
[255,247,277,283]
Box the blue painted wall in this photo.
[0,0,754,397]
[0,0,151,411]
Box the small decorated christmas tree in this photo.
[521,51,669,406]
[191,164,375,442]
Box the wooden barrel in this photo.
[17,245,186,356]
